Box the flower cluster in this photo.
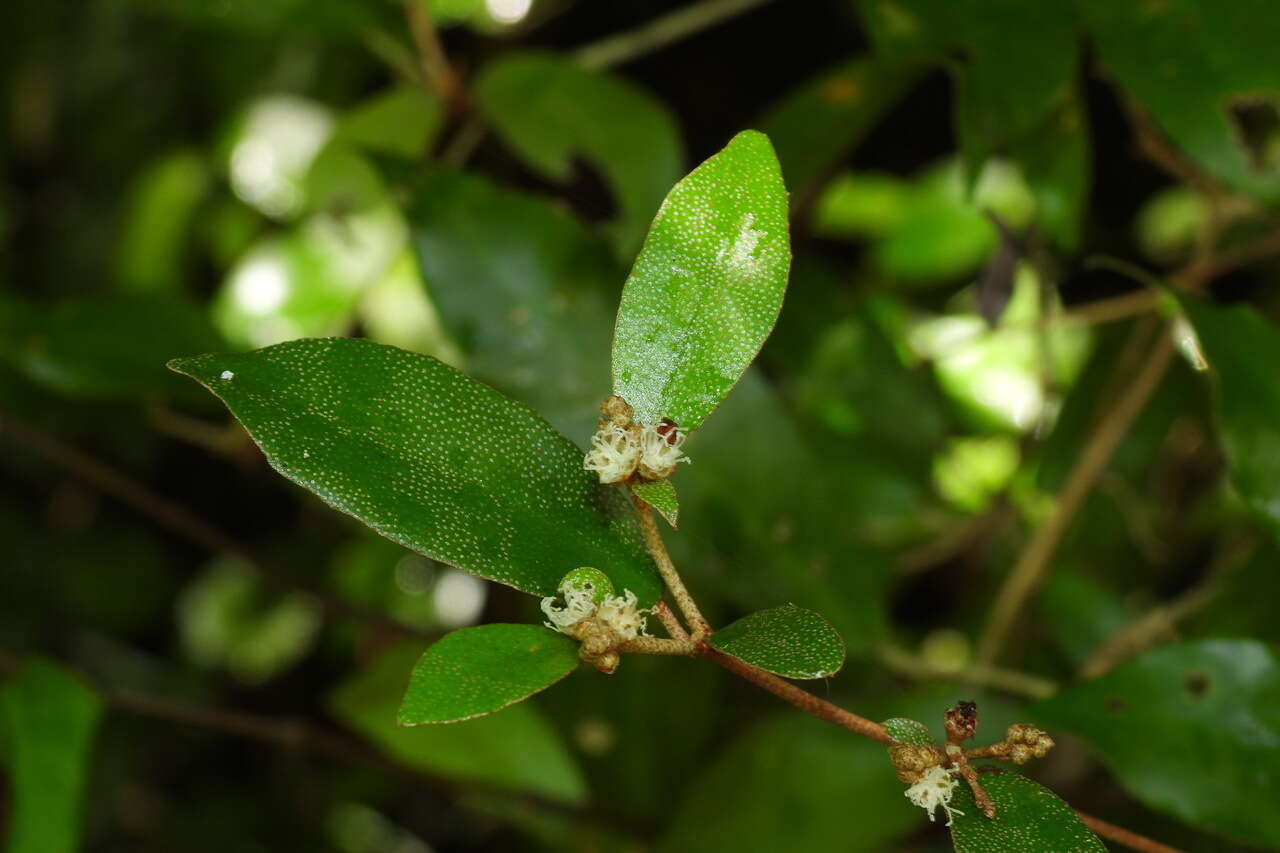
[583,396,691,484]
[904,765,963,826]
[541,568,650,674]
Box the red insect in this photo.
[655,418,680,445]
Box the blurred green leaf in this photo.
[132,0,381,37]
[1,659,103,853]
[758,55,922,201]
[948,771,1106,852]
[335,86,442,160]
[1079,0,1280,203]
[408,169,618,436]
[632,479,679,528]
[475,52,683,254]
[1,293,225,402]
[329,642,586,803]
[399,624,579,724]
[1014,85,1090,249]
[612,130,791,432]
[883,717,938,746]
[1032,639,1280,847]
[659,715,918,852]
[1039,572,1132,668]
[1184,299,1280,540]
[169,338,662,603]
[116,149,211,292]
[708,605,845,679]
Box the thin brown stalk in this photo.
[573,0,773,70]
[618,636,696,656]
[1077,811,1186,853]
[404,0,459,104]
[653,600,690,641]
[631,494,710,638]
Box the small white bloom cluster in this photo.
[904,765,963,826]
[541,583,650,642]
[583,422,690,483]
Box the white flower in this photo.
[905,765,963,826]
[637,423,690,480]
[583,424,641,483]
[541,587,649,642]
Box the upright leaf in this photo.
[631,479,679,528]
[399,624,580,724]
[612,130,791,431]
[474,52,683,255]
[1,659,103,853]
[708,605,845,679]
[883,717,938,746]
[1183,299,1280,540]
[330,642,586,803]
[169,338,662,603]
[1032,639,1280,847]
[948,772,1106,852]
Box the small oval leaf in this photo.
[883,717,938,747]
[611,129,791,432]
[632,479,679,528]
[169,338,662,603]
[399,624,580,725]
[708,604,845,679]
[949,772,1106,852]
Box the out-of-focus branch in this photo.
[574,0,774,70]
[877,645,1058,701]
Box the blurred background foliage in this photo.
[3,0,1280,851]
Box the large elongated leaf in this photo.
[399,624,580,724]
[474,52,683,255]
[1032,639,1280,847]
[1184,299,1280,540]
[708,605,845,679]
[1,659,104,853]
[329,642,586,803]
[948,772,1105,852]
[612,130,791,432]
[169,338,661,603]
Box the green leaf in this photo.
[169,338,662,604]
[708,605,845,679]
[1183,299,1280,540]
[1013,85,1090,250]
[612,130,791,432]
[329,642,586,803]
[883,717,938,746]
[659,715,918,852]
[948,772,1106,852]
[1032,639,1280,847]
[1079,0,1280,203]
[409,169,619,436]
[474,52,683,255]
[2,294,225,402]
[399,624,579,724]
[758,56,923,201]
[632,479,679,528]
[1,659,104,853]
[116,149,211,293]
[335,85,442,160]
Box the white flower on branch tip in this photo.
[583,422,690,484]
[904,765,963,826]
[541,585,650,643]
[638,422,690,480]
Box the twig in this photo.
[976,332,1176,664]
[1066,288,1161,326]
[631,494,711,638]
[698,646,893,744]
[618,636,695,656]
[145,405,252,459]
[574,0,774,70]
[1079,533,1257,679]
[404,0,460,104]
[1077,811,1186,853]
[877,645,1058,701]
[653,600,690,641]
[0,411,423,639]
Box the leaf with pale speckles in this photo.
[883,717,937,746]
[632,479,679,528]
[611,130,791,432]
[708,605,845,679]
[948,772,1105,852]
[169,338,662,604]
[399,624,580,724]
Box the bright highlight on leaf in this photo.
[399,624,581,724]
[632,479,680,527]
[611,129,791,432]
[169,338,663,604]
[708,604,845,679]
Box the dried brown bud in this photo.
[599,395,634,428]
[945,700,979,743]
[887,744,946,784]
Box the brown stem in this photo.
[976,331,1175,664]
[653,600,690,641]
[0,411,423,639]
[1077,811,1186,853]
[404,0,459,104]
[631,494,711,638]
[699,646,893,744]
[618,636,696,656]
